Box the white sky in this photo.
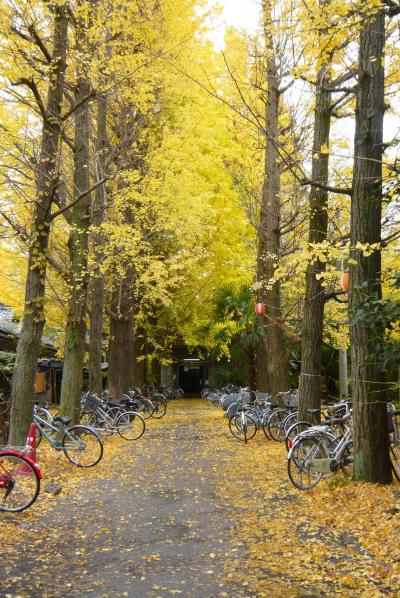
[208,0,261,49]
[218,0,260,31]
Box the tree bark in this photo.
[133,331,146,387]
[89,93,108,396]
[349,9,391,483]
[107,105,146,398]
[108,277,135,398]
[9,5,69,444]
[59,13,92,421]
[256,339,269,391]
[245,344,257,390]
[257,2,289,395]
[298,64,332,421]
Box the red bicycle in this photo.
[0,449,42,512]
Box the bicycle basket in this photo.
[84,394,103,411]
[282,393,298,408]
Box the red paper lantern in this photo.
[341,272,349,293]
[255,302,266,315]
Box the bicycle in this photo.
[0,447,42,512]
[228,408,258,443]
[388,406,400,481]
[80,393,146,441]
[123,390,154,419]
[265,405,298,442]
[287,413,353,490]
[33,410,103,467]
[285,401,350,451]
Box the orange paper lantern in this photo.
[255,302,266,315]
[341,272,349,293]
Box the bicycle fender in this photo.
[4,451,42,479]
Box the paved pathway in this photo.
[1,401,249,598]
[2,400,399,597]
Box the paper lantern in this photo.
[341,272,349,293]
[255,302,266,315]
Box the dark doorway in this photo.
[178,365,204,396]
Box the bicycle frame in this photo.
[33,414,85,453]
[288,425,352,475]
[89,404,120,433]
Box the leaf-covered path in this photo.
[1,400,400,597]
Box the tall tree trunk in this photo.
[245,344,257,390]
[9,6,69,444]
[107,104,143,398]
[256,340,269,391]
[108,276,135,398]
[298,64,331,421]
[89,93,108,396]
[133,330,146,387]
[349,9,391,483]
[59,15,92,421]
[257,2,289,395]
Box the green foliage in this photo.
[350,275,400,373]
[202,284,261,360]
[0,351,15,374]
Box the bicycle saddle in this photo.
[119,397,132,404]
[53,415,72,426]
[114,401,131,408]
[307,409,321,415]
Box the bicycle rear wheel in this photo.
[62,426,103,467]
[268,409,288,442]
[285,421,311,451]
[141,399,154,419]
[116,411,146,440]
[152,399,167,419]
[80,410,99,427]
[0,452,40,512]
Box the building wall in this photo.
[161,365,175,387]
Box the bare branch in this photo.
[301,178,353,196]
[61,90,97,121]
[10,77,47,122]
[49,177,109,221]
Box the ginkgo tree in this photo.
[0,0,399,487]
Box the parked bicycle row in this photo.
[203,386,400,490]
[0,385,178,514]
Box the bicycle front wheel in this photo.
[288,436,325,490]
[283,412,298,435]
[229,413,257,442]
[116,411,146,440]
[262,410,274,440]
[0,452,40,512]
[62,426,104,467]
[390,444,400,481]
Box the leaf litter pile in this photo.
[1,399,399,597]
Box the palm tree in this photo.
[205,284,261,388]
